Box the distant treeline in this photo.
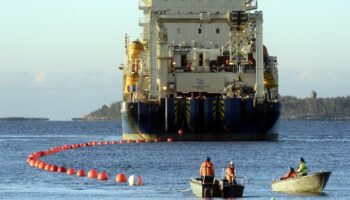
[80,96,350,121]
[281,96,350,120]
[77,102,121,121]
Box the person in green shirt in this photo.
[297,157,308,176]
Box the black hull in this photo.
[122,97,281,141]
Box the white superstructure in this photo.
[123,0,279,104]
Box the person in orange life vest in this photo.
[226,161,236,184]
[280,167,297,180]
[200,157,215,183]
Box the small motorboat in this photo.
[189,178,244,198]
[272,171,331,193]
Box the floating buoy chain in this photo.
[26,139,177,185]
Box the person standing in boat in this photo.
[226,161,236,184]
[297,157,308,176]
[280,167,297,180]
[200,157,215,183]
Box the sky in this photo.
[0,0,349,120]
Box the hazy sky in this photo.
[1,0,349,120]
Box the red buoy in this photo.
[167,138,173,143]
[50,165,58,172]
[88,169,98,179]
[116,173,127,183]
[34,160,41,168]
[77,169,86,177]
[97,171,108,181]
[111,140,117,145]
[127,139,132,143]
[67,168,75,175]
[154,138,160,142]
[136,139,142,143]
[98,141,103,145]
[104,141,110,145]
[57,166,67,173]
[44,164,52,171]
[178,129,184,135]
[29,159,36,167]
[119,140,125,144]
[39,162,46,169]
[144,139,150,143]
[128,175,143,186]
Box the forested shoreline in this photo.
[79,96,350,121]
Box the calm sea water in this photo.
[0,120,349,200]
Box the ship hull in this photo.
[121,98,280,141]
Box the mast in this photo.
[254,11,265,103]
[149,11,158,100]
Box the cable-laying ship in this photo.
[121,0,281,141]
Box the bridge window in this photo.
[198,28,202,34]
[216,28,220,34]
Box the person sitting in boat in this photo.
[280,167,297,180]
[226,161,236,184]
[200,157,215,183]
[297,157,308,176]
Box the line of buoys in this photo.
[27,139,163,186]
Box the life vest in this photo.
[298,162,308,176]
[281,170,297,180]
[226,166,235,182]
[288,171,297,178]
[200,161,215,176]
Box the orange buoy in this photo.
[77,169,86,177]
[97,171,108,181]
[119,140,125,144]
[154,138,160,142]
[27,157,33,163]
[34,160,42,168]
[88,169,98,179]
[111,140,117,145]
[67,168,75,175]
[116,173,127,183]
[29,159,36,167]
[39,162,46,169]
[91,141,97,146]
[127,139,132,143]
[50,165,58,172]
[136,139,142,143]
[178,129,184,135]
[45,164,52,171]
[144,139,150,143]
[58,166,67,173]
[167,138,173,143]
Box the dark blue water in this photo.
[0,120,349,199]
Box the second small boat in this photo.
[272,171,331,193]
